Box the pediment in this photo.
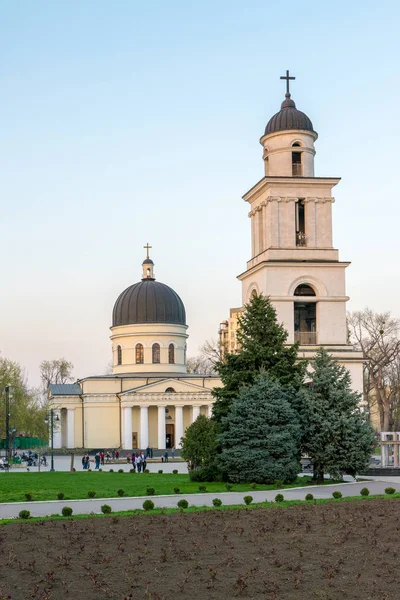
[121,377,212,395]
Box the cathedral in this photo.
[50,72,363,449]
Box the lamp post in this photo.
[5,385,11,462]
[45,409,59,472]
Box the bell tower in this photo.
[237,71,364,393]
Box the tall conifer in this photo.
[212,294,304,423]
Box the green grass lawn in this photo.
[0,472,318,503]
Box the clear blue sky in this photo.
[1,1,399,387]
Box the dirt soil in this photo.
[1,500,399,600]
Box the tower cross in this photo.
[143,243,152,258]
[280,69,295,95]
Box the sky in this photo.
[0,1,399,388]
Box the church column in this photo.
[53,409,62,449]
[67,408,75,449]
[192,404,201,423]
[304,198,317,247]
[122,406,132,450]
[158,405,166,450]
[207,404,213,418]
[175,405,184,449]
[270,198,280,247]
[140,405,149,449]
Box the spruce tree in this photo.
[301,348,375,482]
[212,294,304,423]
[217,373,301,483]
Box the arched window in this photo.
[165,387,176,393]
[292,150,302,176]
[135,343,144,364]
[168,343,175,364]
[152,343,160,364]
[292,141,301,147]
[117,345,122,365]
[294,284,316,296]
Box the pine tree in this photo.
[301,348,375,482]
[212,294,304,423]
[217,373,301,483]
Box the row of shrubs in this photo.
[22,485,398,502]
[85,468,181,474]
[18,487,397,519]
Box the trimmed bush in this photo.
[101,504,112,514]
[118,469,124,473]
[274,480,283,489]
[275,493,284,502]
[172,469,178,475]
[173,487,180,494]
[19,510,30,520]
[360,487,370,497]
[117,489,125,497]
[385,487,396,495]
[62,507,73,517]
[57,492,65,500]
[212,498,222,507]
[243,496,253,505]
[144,469,150,473]
[177,499,189,509]
[143,499,155,511]
[24,492,33,501]
[250,483,257,490]
[99,468,102,472]
[109,469,114,473]
[87,468,92,472]
[88,490,96,498]
[189,465,221,482]
[332,491,343,499]
[305,493,314,501]
[158,470,163,474]
[198,485,207,492]
[225,483,233,492]
[146,487,155,496]
[129,468,135,473]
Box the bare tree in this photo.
[348,309,400,430]
[187,339,222,375]
[39,358,74,392]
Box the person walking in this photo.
[131,454,136,472]
[95,452,100,470]
[164,451,168,463]
[136,452,142,473]
[141,451,146,472]
[100,451,105,466]
[171,446,175,459]
[115,449,120,460]
[146,446,151,459]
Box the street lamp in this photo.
[45,409,59,472]
[4,386,12,462]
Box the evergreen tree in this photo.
[180,414,218,470]
[212,294,304,423]
[301,348,375,482]
[217,373,301,483]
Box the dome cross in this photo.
[280,69,295,95]
[143,243,152,259]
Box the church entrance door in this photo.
[166,424,174,449]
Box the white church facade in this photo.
[49,72,363,449]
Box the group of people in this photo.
[128,451,148,473]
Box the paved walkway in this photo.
[0,480,398,520]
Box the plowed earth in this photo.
[1,500,399,599]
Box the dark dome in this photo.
[264,93,315,136]
[112,279,186,327]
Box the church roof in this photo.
[264,93,315,136]
[112,279,186,327]
[49,383,82,396]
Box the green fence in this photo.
[0,437,48,450]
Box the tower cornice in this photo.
[242,176,341,203]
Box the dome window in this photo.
[165,387,176,393]
[117,345,122,365]
[135,343,144,364]
[168,343,175,364]
[152,343,160,364]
